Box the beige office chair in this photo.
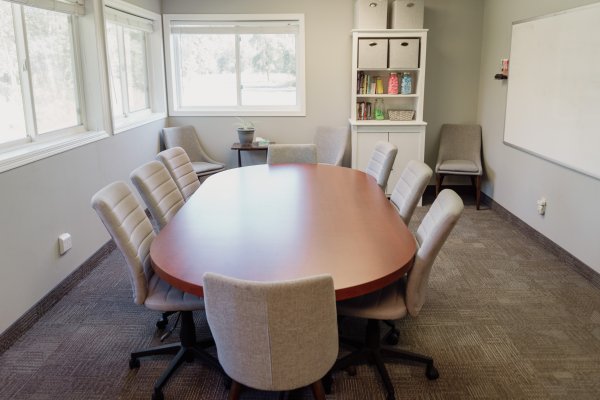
[203,273,338,400]
[91,181,217,400]
[130,160,184,231]
[390,160,433,225]
[366,141,398,190]
[335,189,464,400]
[162,126,225,179]
[435,124,483,209]
[267,144,318,164]
[314,126,349,166]
[156,147,201,201]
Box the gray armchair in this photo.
[203,273,338,400]
[365,141,398,190]
[156,147,201,201]
[162,126,225,179]
[314,126,349,166]
[435,124,483,209]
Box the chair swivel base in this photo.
[129,311,220,400]
[330,319,438,400]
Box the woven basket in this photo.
[388,110,415,121]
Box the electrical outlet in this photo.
[58,233,72,255]
[536,198,547,216]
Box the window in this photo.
[105,5,154,125]
[164,14,305,116]
[0,0,84,147]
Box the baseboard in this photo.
[0,240,116,354]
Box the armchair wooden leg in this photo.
[435,174,444,196]
[475,175,481,210]
[228,380,242,400]
[310,380,326,400]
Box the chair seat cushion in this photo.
[437,159,480,174]
[192,161,225,176]
[145,274,205,312]
[337,279,408,321]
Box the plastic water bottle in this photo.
[400,72,412,95]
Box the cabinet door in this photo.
[356,132,388,173]
[387,131,422,194]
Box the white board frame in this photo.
[503,2,600,181]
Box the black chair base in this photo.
[129,311,220,400]
[329,319,438,400]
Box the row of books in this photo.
[356,101,372,120]
[357,72,383,95]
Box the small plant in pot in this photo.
[235,117,255,145]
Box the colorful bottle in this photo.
[400,72,412,95]
[374,99,385,120]
[387,72,399,94]
[375,76,384,94]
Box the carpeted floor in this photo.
[1,203,600,399]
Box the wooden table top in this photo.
[150,164,416,301]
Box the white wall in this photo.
[478,0,600,272]
[162,0,484,168]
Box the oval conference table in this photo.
[150,163,416,301]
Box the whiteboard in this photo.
[503,3,600,180]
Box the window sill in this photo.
[0,130,110,174]
[113,112,166,134]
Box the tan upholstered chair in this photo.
[365,141,398,190]
[314,126,349,166]
[156,147,201,201]
[162,126,225,179]
[267,144,318,165]
[130,160,184,231]
[335,189,464,400]
[203,273,338,400]
[91,181,214,400]
[435,124,483,209]
[390,160,433,225]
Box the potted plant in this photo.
[234,117,255,145]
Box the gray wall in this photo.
[478,0,600,272]
[162,0,484,169]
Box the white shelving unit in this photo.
[350,29,428,195]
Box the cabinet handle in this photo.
[369,2,378,7]
[369,42,378,47]
[401,42,409,47]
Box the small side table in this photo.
[231,142,273,167]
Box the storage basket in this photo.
[388,110,415,121]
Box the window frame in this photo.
[163,14,306,117]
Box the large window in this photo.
[0,0,83,147]
[105,5,153,125]
[164,15,305,116]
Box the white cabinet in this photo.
[350,29,428,195]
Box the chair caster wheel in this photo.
[156,319,168,329]
[345,366,357,376]
[385,331,399,345]
[129,358,140,369]
[152,389,164,400]
[426,364,439,380]
[224,377,232,389]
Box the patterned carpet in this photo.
[1,203,600,399]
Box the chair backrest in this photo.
[405,189,463,317]
[314,126,349,166]
[91,181,154,305]
[162,126,219,164]
[390,160,433,225]
[156,147,200,201]
[203,273,338,391]
[365,141,398,190]
[130,160,185,231]
[267,144,318,165]
[436,124,482,171]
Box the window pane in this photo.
[105,22,124,118]
[123,27,149,112]
[0,2,26,143]
[240,34,296,106]
[176,34,236,107]
[24,6,79,134]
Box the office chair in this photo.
[267,144,318,164]
[156,147,201,201]
[91,181,217,400]
[435,124,483,209]
[390,159,433,225]
[314,126,349,166]
[203,273,338,400]
[334,189,464,400]
[365,141,398,190]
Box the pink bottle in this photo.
[387,72,399,95]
